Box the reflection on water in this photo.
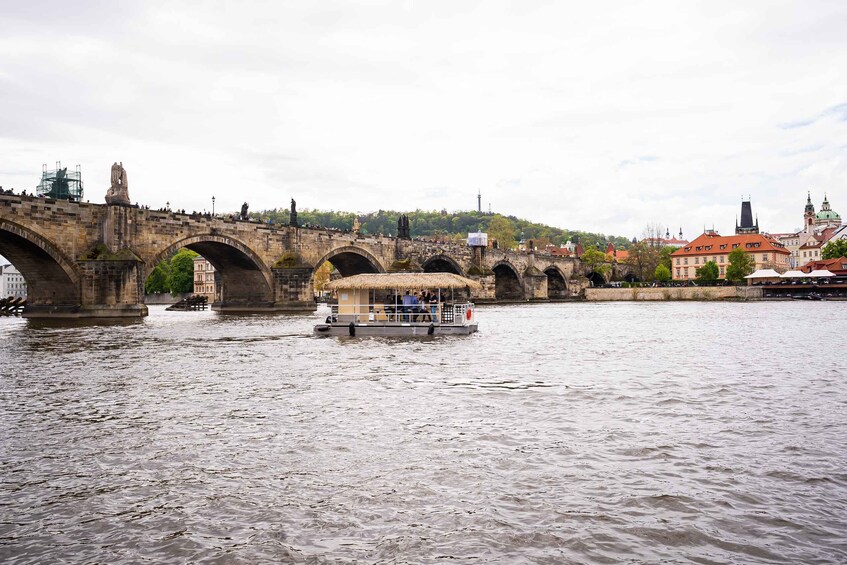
[1,302,846,563]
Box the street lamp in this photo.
[212,196,215,216]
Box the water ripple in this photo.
[1,302,847,563]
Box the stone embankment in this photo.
[585,286,763,301]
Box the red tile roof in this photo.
[799,257,847,274]
[671,232,789,257]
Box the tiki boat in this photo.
[314,272,480,337]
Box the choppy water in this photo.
[1,302,846,564]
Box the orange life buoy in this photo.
[466,308,472,320]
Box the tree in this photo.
[167,248,199,294]
[654,264,671,282]
[488,214,516,249]
[625,241,660,281]
[313,261,334,291]
[145,263,169,294]
[696,260,719,282]
[822,239,847,260]
[658,246,679,271]
[581,246,611,279]
[725,247,754,283]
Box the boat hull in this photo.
[314,322,478,337]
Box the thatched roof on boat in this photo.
[325,272,482,290]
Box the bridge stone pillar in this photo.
[523,251,548,300]
[271,266,315,312]
[470,275,496,302]
[76,258,149,317]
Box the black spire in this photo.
[736,198,759,234]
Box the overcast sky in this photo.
[1,1,846,240]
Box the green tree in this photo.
[581,246,612,279]
[625,241,660,281]
[696,260,719,282]
[658,246,679,271]
[654,264,671,282]
[145,263,170,294]
[488,214,516,249]
[822,239,847,260]
[725,247,754,283]
[167,248,199,294]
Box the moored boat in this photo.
[314,272,480,337]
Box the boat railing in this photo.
[328,302,475,325]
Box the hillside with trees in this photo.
[250,208,631,251]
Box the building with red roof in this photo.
[670,231,790,280]
[799,257,847,276]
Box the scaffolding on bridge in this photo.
[36,162,83,202]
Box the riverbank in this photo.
[585,286,762,301]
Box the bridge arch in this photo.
[0,220,81,308]
[492,260,523,300]
[149,234,274,306]
[314,245,385,277]
[543,265,569,298]
[586,271,607,287]
[422,254,464,275]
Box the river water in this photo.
[1,302,845,564]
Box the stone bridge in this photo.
[0,194,628,317]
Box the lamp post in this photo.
[212,196,215,216]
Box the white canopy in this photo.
[779,270,806,278]
[808,269,836,278]
[744,269,781,279]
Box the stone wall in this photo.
[585,286,764,301]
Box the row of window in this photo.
[675,265,728,278]
[675,253,772,266]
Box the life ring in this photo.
[466,309,472,320]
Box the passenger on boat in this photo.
[402,290,417,322]
[428,291,439,323]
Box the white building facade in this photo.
[0,261,27,299]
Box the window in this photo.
[720,256,724,263]
[695,257,699,265]
[676,268,681,276]
[720,266,725,275]
[675,258,680,265]
[696,246,702,251]
[720,244,727,250]
[733,244,739,248]
[705,246,712,250]
[763,254,768,262]
[684,258,688,265]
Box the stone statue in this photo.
[396,214,411,239]
[289,198,299,227]
[240,202,249,220]
[105,161,131,205]
[352,216,361,234]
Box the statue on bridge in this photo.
[105,162,131,205]
[289,198,298,227]
[397,214,410,239]
[240,202,249,220]
[352,216,361,234]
